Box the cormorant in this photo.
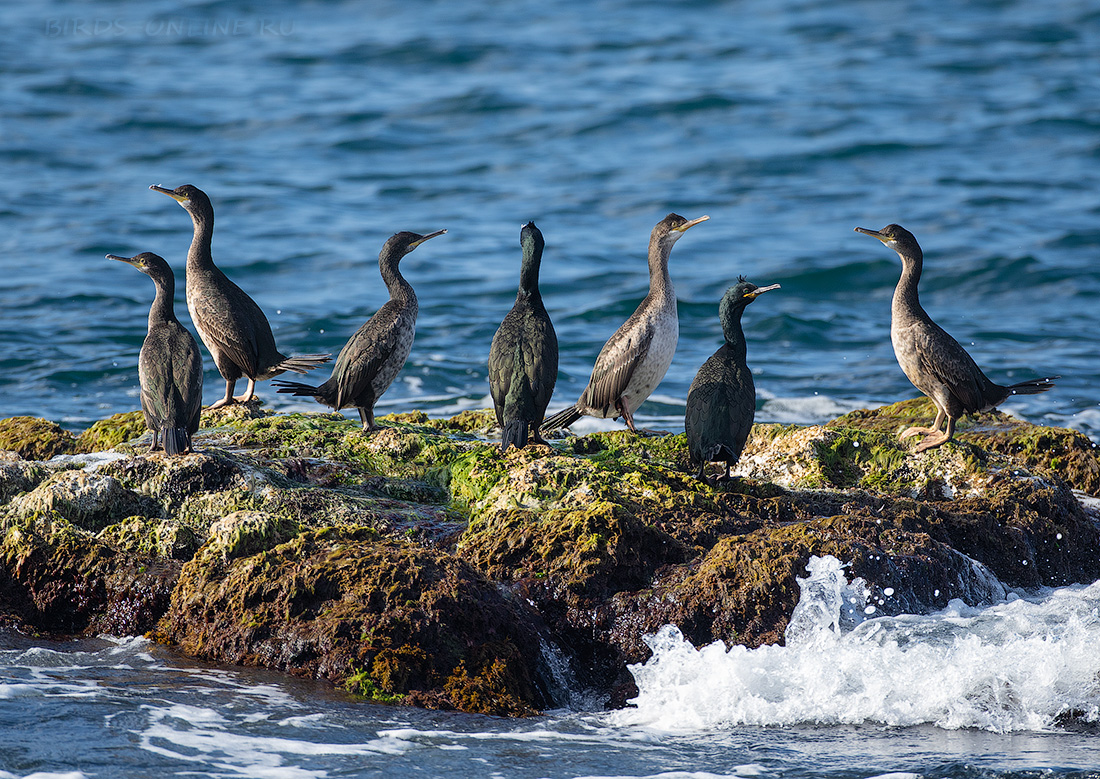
[151,184,330,409]
[488,221,558,451]
[685,277,779,482]
[107,252,203,455]
[855,223,1056,451]
[272,229,446,431]
[542,212,708,433]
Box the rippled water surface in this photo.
[2,0,1098,435]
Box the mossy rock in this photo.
[98,516,198,560]
[831,398,1100,495]
[76,410,147,453]
[9,470,156,532]
[157,527,550,716]
[0,513,180,635]
[0,417,77,461]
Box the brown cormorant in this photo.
[685,277,779,482]
[542,212,708,433]
[488,221,558,451]
[855,223,1056,451]
[272,229,446,431]
[107,252,203,455]
[151,184,330,409]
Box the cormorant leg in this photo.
[358,406,377,433]
[532,427,551,446]
[616,399,638,433]
[900,407,945,440]
[233,378,257,403]
[209,379,237,410]
[148,430,159,453]
[694,461,708,482]
[915,415,956,452]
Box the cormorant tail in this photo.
[272,379,323,398]
[1005,376,1058,396]
[162,427,190,456]
[542,405,582,432]
[276,353,332,375]
[500,420,530,452]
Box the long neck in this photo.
[647,235,675,301]
[148,271,178,328]
[186,208,215,270]
[518,244,543,304]
[892,248,925,320]
[380,250,415,305]
[721,306,747,364]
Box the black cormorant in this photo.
[855,224,1056,451]
[272,229,446,431]
[488,221,558,451]
[151,184,330,409]
[108,252,203,455]
[542,212,708,433]
[685,277,779,482]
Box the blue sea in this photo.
[3,0,1100,776]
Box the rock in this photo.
[0,399,1097,717]
[0,417,77,461]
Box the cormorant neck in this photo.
[647,235,675,300]
[518,244,543,300]
[380,250,415,303]
[148,271,178,327]
[720,306,748,364]
[893,246,924,315]
[186,207,215,269]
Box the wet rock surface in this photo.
[0,398,1097,716]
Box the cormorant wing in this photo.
[331,302,401,410]
[582,319,654,413]
[914,321,988,412]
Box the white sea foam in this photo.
[619,555,1100,733]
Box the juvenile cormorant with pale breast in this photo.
[273,229,446,431]
[107,252,203,455]
[855,223,1056,451]
[151,184,330,409]
[685,277,779,482]
[488,221,558,450]
[542,212,708,433]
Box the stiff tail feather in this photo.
[276,353,332,375]
[272,379,323,399]
[541,404,582,432]
[500,419,530,452]
[162,427,191,456]
[1005,376,1059,396]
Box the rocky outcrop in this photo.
[0,399,1097,715]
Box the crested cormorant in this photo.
[855,223,1056,451]
[685,277,779,482]
[108,252,203,455]
[542,212,708,433]
[488,221,558,451]
[272,229,446,431]
[151,184,330,409]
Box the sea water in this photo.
[3,0,1100,776]
[3,558,1100,778]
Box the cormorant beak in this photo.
[150,184,189,204]
[674,215,710,233]
[747,283,781,299]
[854,226,889,244]
[106,253,137,266]
[410,229,447,248]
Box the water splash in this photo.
[620,556,1100,733]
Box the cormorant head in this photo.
[854,224,922,258]
[107,252,174,286]
[653,212,709,248]
[520,221,545,258]
[150,184,212,219]
[721,276,780,313]
[381,229,447,262]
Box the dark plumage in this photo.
[488,222,558,451]
[151,184,330,409]
[108,252,203,455]
[685,277,779,482]
[856,223,1056,451]
[273,229,446,431]
[542,212,708,433]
